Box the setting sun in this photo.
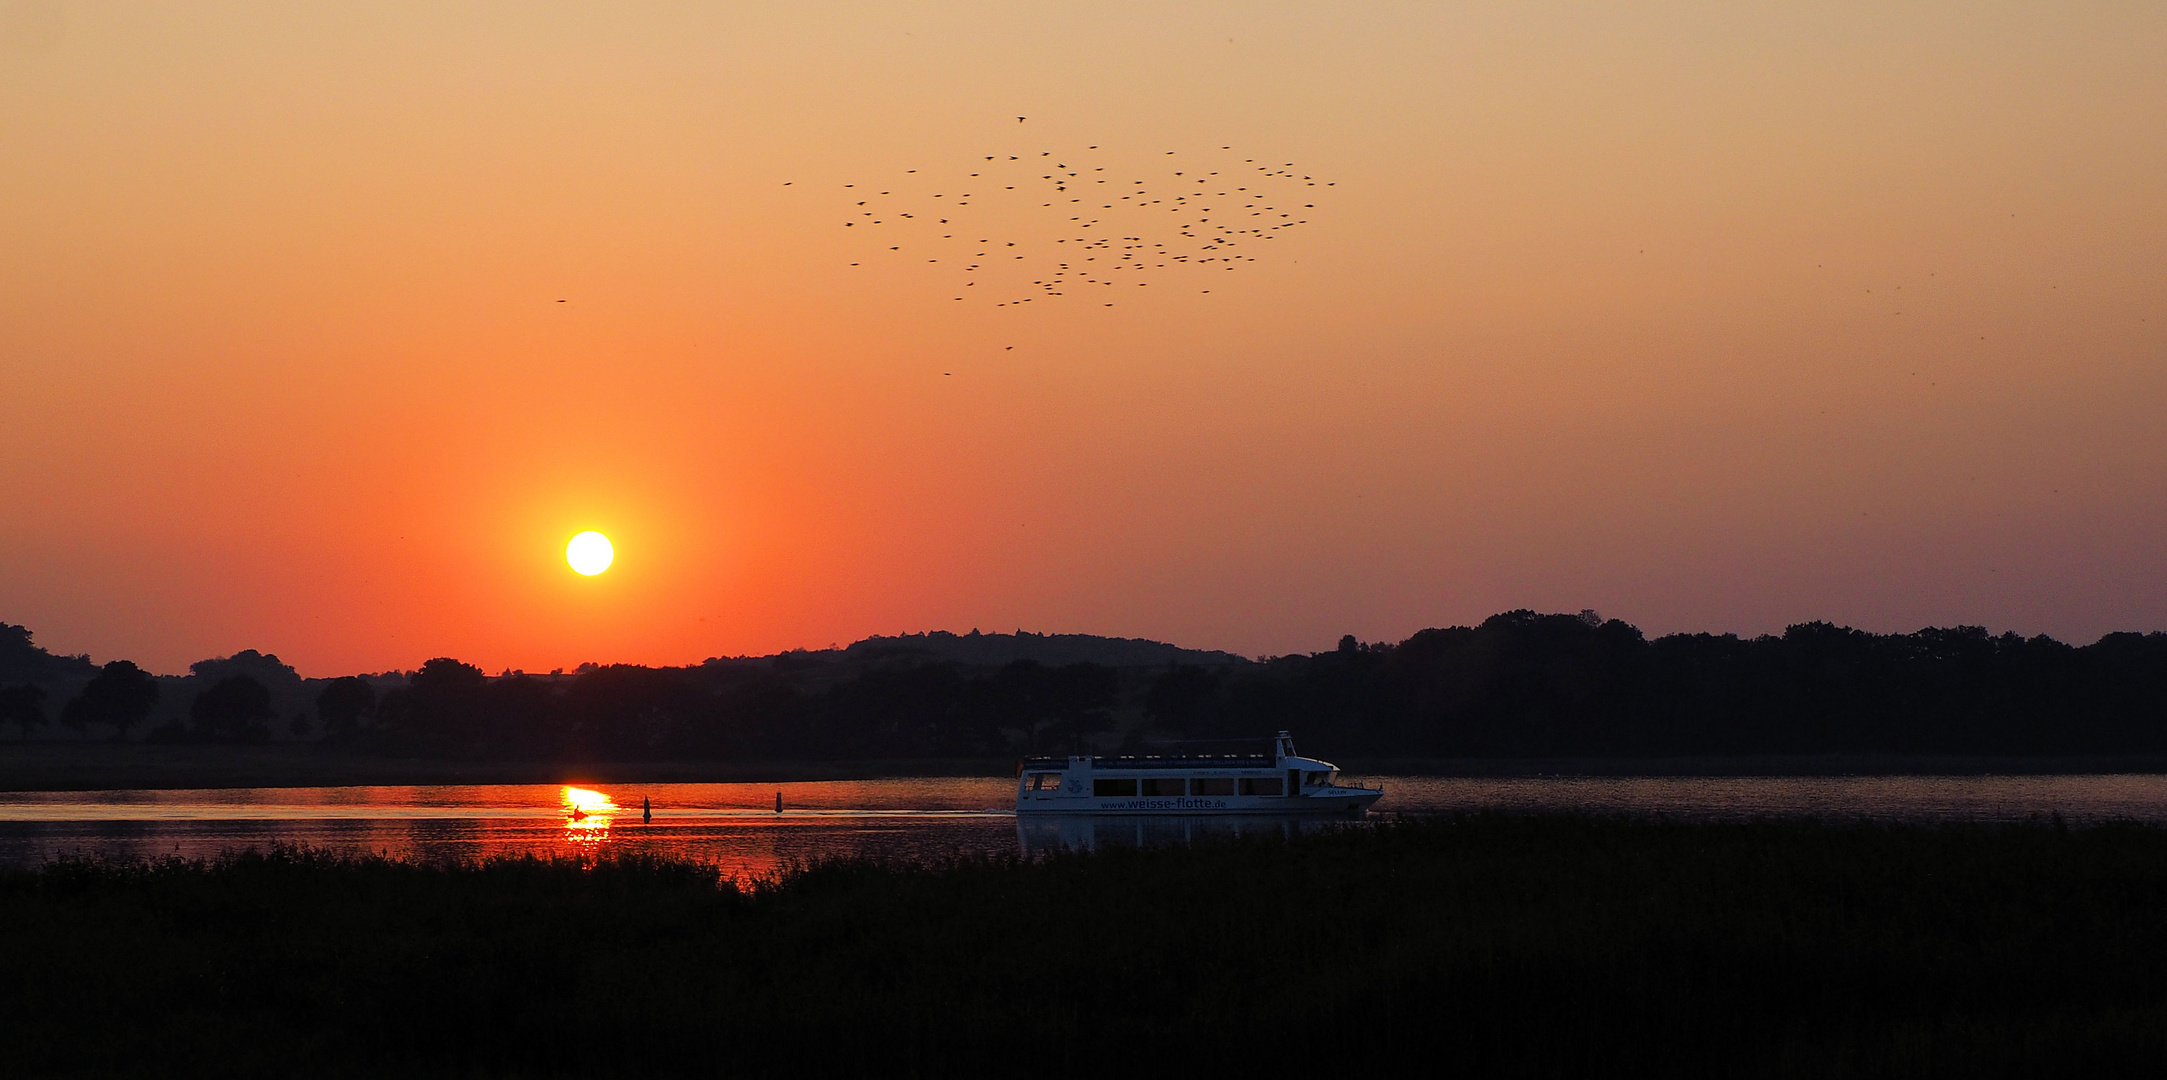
[565,532,614,576]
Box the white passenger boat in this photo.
[1014,732,1382,815]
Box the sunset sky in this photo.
[3,2,2163,676]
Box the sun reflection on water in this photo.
[562,786,617,846]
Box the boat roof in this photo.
[1019,753,1338,771]
[1019,732,1335,772]
[1021,753,1259,768]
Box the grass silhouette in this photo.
[5,816,2167,1076]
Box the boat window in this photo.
[1027,772,1064,791]
[1191,777,1235,796]
[1094,778,1139,797]
[1139,778,1184,796]
[1304,771,1331,787]
[1239,777,1283,796]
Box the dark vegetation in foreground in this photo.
[6,818,2167,1077]
[8,612,2167,760]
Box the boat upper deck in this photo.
[1019,753,1282,771]
[1019,733,1345,775]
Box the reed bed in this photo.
[4,816,2166,1077]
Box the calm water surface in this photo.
[6,774,2167,873]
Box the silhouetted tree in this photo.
[1046,663,1119,734]
[190,675,275,742]
[411,658,487,700]
[0,684,46,737]
[370,659,490,754]
[315,677,377,738]
[1144,665,1223,731]
[62,661,160,741]
[0,622,97,685]
[189,649,300,687]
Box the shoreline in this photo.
[8,742,2167,791]
[0,744,1013,792]
[1338,754,2167,778]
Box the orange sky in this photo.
[3,2,2163,675]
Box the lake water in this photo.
[7,773,2167,875]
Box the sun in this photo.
[566,531,614,576]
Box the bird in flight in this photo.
[1017,116,1027,124]
[836,141,1322,309]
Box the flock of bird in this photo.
[806,143,1329,309]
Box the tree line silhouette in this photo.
[7,612,2167,758]
[341,654,1121,760]
[1163,611,2167,757]
[290,611,2167,760]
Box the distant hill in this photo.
[14,614,2167,762]
[833,630,1250,669]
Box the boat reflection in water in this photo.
[1016,812,1352,856]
